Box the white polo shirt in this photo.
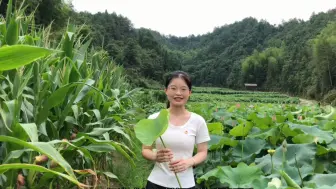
[147,112,210,188]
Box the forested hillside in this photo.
[76,7,336,103]
[71,12,185,85]
[2,0,335,103]
[176,11,336,100]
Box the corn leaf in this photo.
[0,135,76,179]
[0,45,54,71]
[6,17,18,45]
[19,123,38,142]
[0,164,87,188]
[71,135,135,167]
[5,0,12,27]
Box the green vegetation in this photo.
[0,0,335,189]
[5,0,336,103]
[3,0,334,102]
[190,87,300,104]
[192,102,336,189]
[0,1,141,188]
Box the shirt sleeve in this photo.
[196,116,211,144]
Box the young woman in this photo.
[142,71,210,189]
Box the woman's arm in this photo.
[191,142,208,166]
[142,145,157,161]
[142,145,173,162]
[169,142,208,172]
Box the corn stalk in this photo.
[0,0,139,188]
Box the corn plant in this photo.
[0,0,139,188]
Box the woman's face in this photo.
[165,77,191,107]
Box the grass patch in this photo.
[112,137,154,188]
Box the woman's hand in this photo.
[168,158,194,173]
[155,148,173,163]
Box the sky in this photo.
[71,0,336,37]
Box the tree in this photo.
[312,22,336,97]
[1,0,73,30]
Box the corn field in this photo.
[0,0,142,188]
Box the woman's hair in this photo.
[164,71,192,108]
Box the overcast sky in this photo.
[71,0,336,37]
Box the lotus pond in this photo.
[187,102,336,189]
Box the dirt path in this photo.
[299,98,318,106]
